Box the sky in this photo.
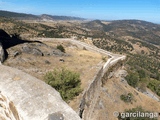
[0,0,160,23]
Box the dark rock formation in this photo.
[0,29,10,62]
[0,42,5,63]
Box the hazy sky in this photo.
[0,0,160,23]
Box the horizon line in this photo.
[0,9,159,24]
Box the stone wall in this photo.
[79,57,126,120]
[79,67,103,119]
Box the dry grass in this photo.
[4,40,106,113]
[132,44,150,54]
[44,40,104,88]
[5,41,104,86]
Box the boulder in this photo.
[0,65,81,120]
[22,44,43,56]
[32,48,43,56]
[51,49,65,57]
[22,44,32,53]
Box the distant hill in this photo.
[82,20,106,31]
[0,10,84,21]
[0,10,39,20]
[40,14,85,21]
[84,19,160,45]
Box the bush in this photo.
[102,56,107,62]
[120,93,133,103]
[44,68,82,102]
[57,44,65,53]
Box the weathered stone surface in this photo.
[32,48,43,56]
[0,65,81,120]
[0,93,21,120]
[48,112,64,120]
[51,49,65,56]
[22,44,43,56]
[22,44,32,53]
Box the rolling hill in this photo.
[0,10,84,21]
[0,10,39,20]
[84,19,160,45]
[0,12,160,120]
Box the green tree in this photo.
[138,69,147,79]
[120,93,133,103]
[147,79,160,96]
[125,72,139,88]
[44,68,82,102]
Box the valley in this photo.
[0,10,160,120]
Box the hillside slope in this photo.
[84,19,160,45]
[92,68,160,120]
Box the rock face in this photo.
[0,93,21,120]
[0,65,81,120]
[0,42,5,63]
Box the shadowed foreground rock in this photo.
[0,42,5,63]
[0,65,81,120]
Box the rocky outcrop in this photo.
[0,65,81,120]
[21,43,66,57]
[22,44,44,56]
[0,42,5,63]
